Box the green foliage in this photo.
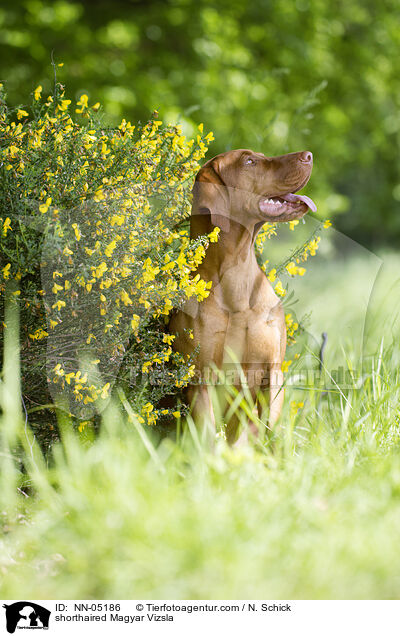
[0,0,399,244]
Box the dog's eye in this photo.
[245,157,255,165]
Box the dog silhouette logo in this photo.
[2,602,51,633]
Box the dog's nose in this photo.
[300,151,313,164]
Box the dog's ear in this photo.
[192,161,230,233]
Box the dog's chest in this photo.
[222,303,284,366]
[197,274,285,367]
[170,267,286,372]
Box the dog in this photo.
[169,149,316,443]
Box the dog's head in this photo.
[192,149,316,234]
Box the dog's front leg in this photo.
[266,362,285,428]
[186,384,216,445]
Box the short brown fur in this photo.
[169,148,313,443]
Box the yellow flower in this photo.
[7,145,20,159]
[29,328,48,340]
[75,371,87,383]
[290,400,304,416]
[17,109,29,120]
[120,290,132,306]
[162,261,175,272]
[2,217,11,236]
[208,227,220,243]
[58,99,71,112]
[267,268,276,282]
[172,411,181,418]
[131,314,140,331]
[78,421,90,433]
[53,363,64,376]
[100,382,111,399]
[77,94,88,108]
[104,239,117,257]
[307,238,320,256]
[162,333,175,344]
[34,85,43,101]
[39,197,52,214]
[286,262,306,277]
[323,219,332,228]
[110,214,125,226]
[72,223,81,241]
[52,300,66,311]
[94,262,108,278]
[281,360,292,373]
[142,257,159,281]
[2,263,11,280]
[274,280,286,297]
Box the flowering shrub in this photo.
[0,81,218,427]
[0,80,328,432]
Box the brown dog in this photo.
[169,149,316,443]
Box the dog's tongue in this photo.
[281,192,317,213]
[259,192,317,215]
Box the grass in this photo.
[1,251,400,599]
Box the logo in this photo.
[2,603,51,634]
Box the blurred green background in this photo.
[0,0,399,246]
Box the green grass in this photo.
[1,252,400,599]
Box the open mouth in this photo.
[259,192,317,217]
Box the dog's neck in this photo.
[190,214,260,282]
